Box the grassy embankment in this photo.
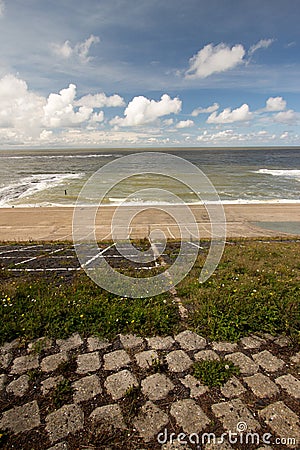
[0,240,299,345]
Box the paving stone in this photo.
[262,333,276,341]
[28,337,53,353]
[240,335,265,349]
[0,373,7,391]
[135,349,159,369]
[119,333,145,350]
[141,373,174,400]
[259,401,300,448]
[175,330,206,351]
[275,374,300,399]
[56,333,83,352]
[170,399,210,434]
[146,335,175,350]
[243,373,279,398]
[274,335,291,347]
[252,350,285,372]
[46,403,84,443]
[87,336,110,352]
[256,447,273,450]
[161,440,192,449]
[47,443,68,450]
[211,398,260,432]
[205,441,234,450]
[211,342,238,353]
[0,338,20,353]
[225,352,258,375]
[180,374,209,398]
[72,374,102,403]
[220,375,246,399]
[10,354,39,374]
[103,349,131,371]
[166,350,193,372]
[194,350,219,361]
[290,351,300,365]
[6,374,29,396]
[41,352,68,373]
[104,369,138,400]
[133,400,169,442]
[76,351,101,374]
[0,352,13,369]
[42,375,64,395]
[89,404,126,430]
[0,400,40,434]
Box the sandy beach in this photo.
[0,203,299,241]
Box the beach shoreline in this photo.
[0,203,299,241]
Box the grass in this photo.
[177,240,300,342]
[52,379,74,408]
[0,272,180,345]
[192,359,240,387]
[0,239,299,345]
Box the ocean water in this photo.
[0,147,300,207]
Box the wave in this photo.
[0,153,122,160]
[255,168,300,181]
[0,173,84,206]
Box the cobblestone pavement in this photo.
[0,331,299,449]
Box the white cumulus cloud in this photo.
[265,96,287,111]
[185,43,245,79]
[43,84,93,128]
[249,39,274,56]
[110,94,182,126]
[76,92,125,108]
[207,104,252,124]
[176,120,194,128]
[52,34,100,63]
[0,0,5,17]
[273,109,298,124]
[191,103,219,116]
[0,74,45,132]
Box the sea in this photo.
[0,147,300,208]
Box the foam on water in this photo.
[0,173,84,207]
[255,168,300,180]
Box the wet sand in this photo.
[0,203,299,241]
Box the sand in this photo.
[0,203,299,242]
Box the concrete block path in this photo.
[0,332,299,449]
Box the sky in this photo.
[0,0,300,148]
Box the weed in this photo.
[27,368,41,383]
[123,385,142,419]
[192,359,240,387]
[52,379,73,408]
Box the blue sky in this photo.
[0,0,299,148]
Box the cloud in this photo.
[249,39,274,56]
[0,74,45,132]
[191,103,219,116]
[185,43,245,79]
[176,120,194,128]
[110,94,182,126]
[52,34,100,63]
[273,109,298,124]
[265,96,286,112]
[76,92,125,108]
[207,104,252,124]
[43,84,93,128]
[0,0,5,17]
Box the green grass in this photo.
[177,240,300,342]
[193,359,240,387]
[0,240,299,345]
[52,379,74,408]
[0,273,180,345]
